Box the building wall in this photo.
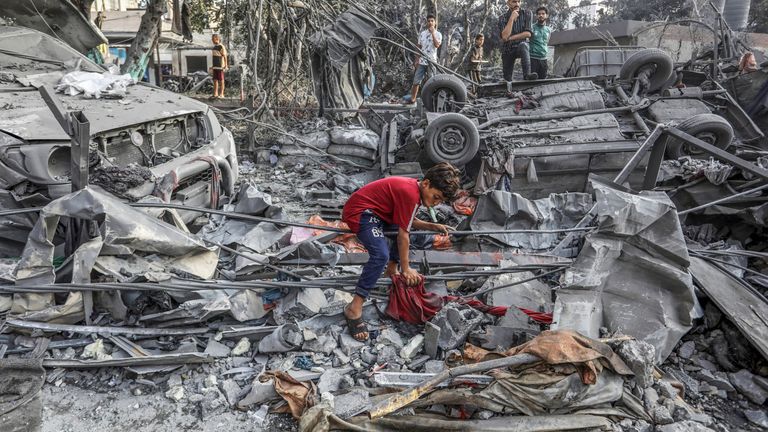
[552,36,634,76]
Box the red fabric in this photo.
[452,190,478,216]
[212,69,225,81]
[306,215,366,253]
[386,276,554,325]
[342,177,421,233]
[385,274,442,324]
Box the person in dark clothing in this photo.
[468,33,485,84]
[498,0,537,81]
[210,34,228,98]
[530,7,552,79]
[341,163,461,341]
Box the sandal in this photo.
[345,314,369,341]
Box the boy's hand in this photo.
[431,223,454,234]
[401,267,421,286]
[510,9,519,21]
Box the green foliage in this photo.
[748,0,768,32]
[597,0,688,23]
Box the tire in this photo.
[421,74,468,112]
[619,49,674,93]
[664,114,734,159]
[424,113,480,166]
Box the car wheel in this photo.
[425,113,480,166]
[619,49,674,93]
[664,114,734,159]
[422,74,467,112]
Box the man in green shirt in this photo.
[530,7,551,79]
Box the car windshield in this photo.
[0,27,102,76]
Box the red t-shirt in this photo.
[342,177,422,233]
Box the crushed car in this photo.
[0,25,238,256]
[390,47,764,198]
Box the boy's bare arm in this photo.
[397,228,419,285]
[412,218,454,234]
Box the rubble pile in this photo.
[2,4,768,432]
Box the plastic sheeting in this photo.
[469,190,593,250]
[57,70,136,99]
[552,179,699,363]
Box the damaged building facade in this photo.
[1,1,768,432]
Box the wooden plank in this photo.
[688,257,768,360]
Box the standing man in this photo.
[211,34,228,98]
[498,0,536,81]
[530,7,552,80]
[404,14,442,104]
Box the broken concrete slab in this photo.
[237,378,278,408]
[337,332,366,356]
[274,288,329,324]
[318,367,352,394]
[220,379,242,407]
[377,328,404,348]
[400,334,424,360]
[429,303,484,351]
[744,409,768,429]
[204,339,231,358]
[258,323,303,353]
[423,321,441,360]
[231,338,251,356]
[727,369,768,405]
[332,388,371,418]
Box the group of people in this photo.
[405,0,553,102]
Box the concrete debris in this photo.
[165,385,186,402]
[727,369,768,405]
[744,409,768,428]
[204,339,232,358]
[332,388,371,418]
[4,7,768,432]
[230,338,251,356]
[400,335,425,360]
[81,339,113,361]
[429,303,484,351]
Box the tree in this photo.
[598,0,687,23]
[748,0,768,32]
[122,0,167,80]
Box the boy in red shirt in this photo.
[341,162,461,341]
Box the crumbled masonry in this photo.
[1,2,768,432]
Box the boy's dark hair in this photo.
[426,14,436,20]
[475,33,484,40]
[536,6,548,14]
[424,162,461,201]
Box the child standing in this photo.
[211,34,228,98]
[469,34,485,84]
[341,163,461,341]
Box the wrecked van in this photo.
[0,26,238,256]
[397,48,764,198]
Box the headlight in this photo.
[47,146,71,180]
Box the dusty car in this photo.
[394,48,763,198]
[0,26,238,256]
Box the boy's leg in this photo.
[345,213,389,341]
[213,79,219,97]
[219,77,225,97]
[409,64,427,102]
[383,222,400,277]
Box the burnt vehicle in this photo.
[0,26,238,256]
[390,47,764,198]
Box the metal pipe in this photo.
[615,85,651,134]
[677,182,768,215]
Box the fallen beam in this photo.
[688,257,768,360]
[367,353,540,419]
[42,353,212,368]
[5,319,209,337]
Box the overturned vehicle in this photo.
[0,26,238,256]
[392,47,765,198]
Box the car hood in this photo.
[2,0,107,53]
[0,76,210,141]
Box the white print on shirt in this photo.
[371,227,384,238]
[418,30,443,65]
[405,204,419,232]
[370,215,380,224]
